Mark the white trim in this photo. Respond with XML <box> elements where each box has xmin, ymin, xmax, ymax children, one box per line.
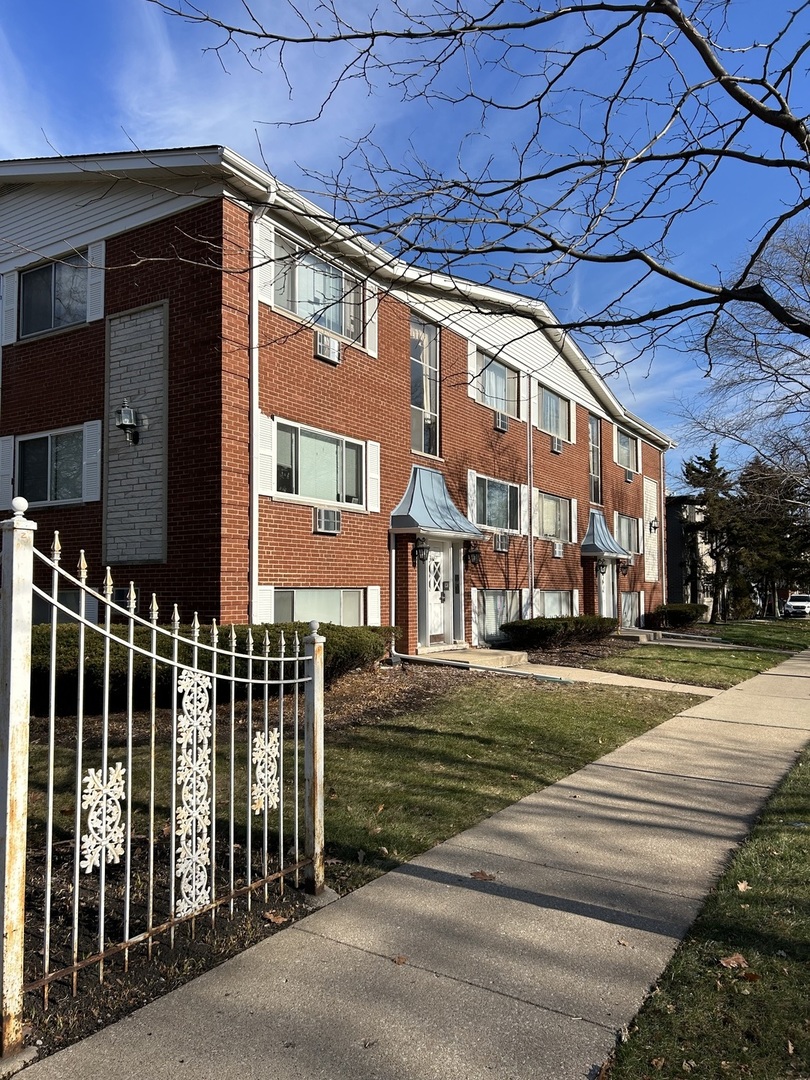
<box><xmin>0</xmin><ymin>436</ymin><xmax>13</xmax><ymax>509</ymax></box>
<box><xmin>1</xmin><ymin>271</ymin><xmax>17</xmax><ymax>346</ymax></box>
<box><xmin>82</xmin><ymin>420</ymin><xmax>102</xmax><ymax>502</ymax></box>
<box><xmin>467</xmin><ymin>468</ymin><xmax>477</xmax><ymax>523</ymax></box>
<box><xmin>469</xmin><ymin>587</ymin><xmax>479</xmax><ymax>647</ymax></box>
<box><xmin>572</xmin><ymin>588</ymin><xmax>580</xmax><ymax>616</ymax></box>
<box><xmin>258</xmin><ymin>411</ymin><xmax>274</xmax><ymax>496</ymax></box>
<box><xmin>86</xmin><ymin>240</ymin><xmax>105</xmax><ymax>322</ymax></box>
<box><xmin>366</xmin><ymin>585</ymin><xmax>381</xmax><ymax>626</ymax></box>
<box><xmin>520</xmin><ymin>484</ymin><xmax>530</xmax><ymax>536</ymax></box>
<box><xmin>255</xmin><ymin>585</ymin><xmax>275</xmax><ymax>622</ymax></box>
<box><xmin>570</xmin><ymin>498</ymin><xmax>578</xmax><ymax>543</ymax></box>
<box><xmin>366</xmin><ymin>440</ymin><xmax>381</xmax><ymax>513</ymax></box>
<box><xmin>467</xmin><ymin>340</ymin><xmax>478</xmax><ymax>400</ymax></box>
<box><xmin>254</xmin><ymin>217</ymin><xmax>275</xmax><ymax>302</ymax></box>
<box><xmin>364</xmin><ymin>282</ymin><xmax>379</xmax><ymax>357</ymax></box>
<box><xmin>521</xmin><ymin>588</ymin><xmax>531</xmax><ymax>618</ymax></box>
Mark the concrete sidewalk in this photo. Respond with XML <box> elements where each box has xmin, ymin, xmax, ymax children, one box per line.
<box><xmin>20</xmin><ymin>653</ymin><xmax>810</xmax><ymax>1080</ymax></box>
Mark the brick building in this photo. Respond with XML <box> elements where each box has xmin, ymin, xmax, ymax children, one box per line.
<box><xmin>0</xmin><ymin>147</ymin><xmax>671</xmax><ymax>652</ymax></box>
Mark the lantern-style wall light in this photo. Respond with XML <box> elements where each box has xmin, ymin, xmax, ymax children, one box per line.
<box><xmin>649</xmin><ymin>516</ymin><xmax>660</xmax><ymax>533</ymax></box>
<box><xmin>619</xmin><ymin>560</ymin><xmax>631</xmax><ymax>577</ymax></box>
<box><xmin>596</xmin><ymin>559</ymin><xmax>608</xmax><ymax>576</ymax></box>
<box><xmin>115</xmin><ymin>399</ymin><xmax>140</xmax><ymax>445</ymax></box>
<box><xmin>411</xmin><ymin>536</ymin><xmax>430</xmax><ymax>567</ymax></box>
<box><xmin>463</xmin><ymin>540</ymin><xmax>481</xmax><ymax>568</ymax></box>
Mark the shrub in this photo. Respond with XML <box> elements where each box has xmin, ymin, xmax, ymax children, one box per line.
<box><xmin>500</xmin><ymin>615</ymin><xmax>618</xmax><ymax>650</ymax></box>
<box><xmin>646</xmin><ymin>603</ymin><xmax>708</xmax><ymax>629</ymax></box>
<box><xmin>30</xmin><ymin>621</ymin><xmax>391</xmax><ymax>716</ymax></box>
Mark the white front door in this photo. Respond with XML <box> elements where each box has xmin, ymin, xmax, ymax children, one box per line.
<box><xmin>598</xmin><ymin>562</ymin><xmax>618</xmax><ymax>619</ymax></box>
<box><xmin>426</xmin><ymin>543</ymin><xmax>452</xmax><ymax>645</ymax></box>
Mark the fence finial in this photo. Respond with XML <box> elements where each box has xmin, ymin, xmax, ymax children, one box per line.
<box><xmin>10</xmin><ymin>497</ymin><xmax>28</xmax><ymax>518</ymax></box>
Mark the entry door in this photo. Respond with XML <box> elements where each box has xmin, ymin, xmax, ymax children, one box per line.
<box><xmin>426</xmin><ymin>543</ymin><xmax>452</xmax><ymax>645</ymax></box>
<box><xmin>598</xmin><ymin>562</ymin><xmax>618</xmax><ymax>619</ymax></box>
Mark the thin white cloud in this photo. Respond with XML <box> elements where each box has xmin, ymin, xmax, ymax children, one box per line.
<box><xmin>0</xmin><ymin>26</ymin><xmax>57</xmax><ymax>158</ymax></box>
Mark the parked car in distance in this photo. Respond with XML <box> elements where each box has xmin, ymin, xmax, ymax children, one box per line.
<box><xmin>783</xmin><ymin>594</ymin><xmax>810</xmax><ymax>618</ymax></box>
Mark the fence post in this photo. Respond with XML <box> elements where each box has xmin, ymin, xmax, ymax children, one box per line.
<box><xmin>0</xmin><ymin>498</ymin><xmax>36</xmax><ymax>1057</ymax></box>
<box><xmin>303</xmin><ymin>621</ymin><xmax>325</xmax><ymax>895</ymax></box>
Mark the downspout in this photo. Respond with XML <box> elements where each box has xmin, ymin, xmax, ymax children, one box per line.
<box><xmin>526</xmin><ymin>372</ymin><xmax>535</xmax><ymax>615</ymax></box>
<box><xmin>248</xmin><ymin>189</ymin><xmax>276</xmax><ymax>624</ymax></box>
<box><xmin>659</xmin><ymin>446</ymin><xmax>667</xmax><ymax>606</ymax></box>
<box><xmin>389</xmin><ymin>533</ymin><xmax>399</xmax><ymax>664</ymax></box>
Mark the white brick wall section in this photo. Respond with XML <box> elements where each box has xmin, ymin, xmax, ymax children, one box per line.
<box><xmin>105</xmin><ymin>306</ymin><xmax>167</xmax><ymax>563</ymax></box>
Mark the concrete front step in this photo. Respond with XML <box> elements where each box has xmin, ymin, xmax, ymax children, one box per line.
<box><xmin>415</xmin><ymin>648</ymin><xmax>529</xmax><ymax>669</ymax></box>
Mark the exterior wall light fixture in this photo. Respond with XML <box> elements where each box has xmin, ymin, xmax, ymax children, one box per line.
<box><xmin>412</xmin><ymin>536</ymin><xmax>430</xmax><ymax>567</ymax></box>
<box><xmin>649</xmin><ymin>516</ymin><xmax>659</xmax><ymax>533</ymax></box>
<box><xmin>463</xmin><ymin>540</ymin><xmax>481</xmax><ymax>568</ymax></box>
<box><xmin>596</xmin><ymin>559</ymin><xmax>608</xmax><ymax>576</ymax></box>
<box><xmin>619</xmin><ymin>560</ymin><xmax>631</xmax><ymax>577</ymax></box>
<box><xmin>115</xmin><ymin>399</ymin><xmax>140</xmax><ymax>445</ymax></box>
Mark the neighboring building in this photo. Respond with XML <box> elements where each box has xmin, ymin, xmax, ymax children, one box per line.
<box><xmin>0</xmin><ymin>147</ymin><xmax>671</xmax><ymax>652</ymax></box>
<box><xmin>665</xmin><ymin>494</ymin><xmax>714</xmax><ymax>619</ymax></box>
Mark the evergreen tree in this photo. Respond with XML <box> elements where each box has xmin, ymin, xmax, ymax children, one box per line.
<box><xmin>682</xmin><ymin>446</ymin><xmax>735</xmax><ymax>624</ymax></box>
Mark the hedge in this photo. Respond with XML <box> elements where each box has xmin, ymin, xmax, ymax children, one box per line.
<box><xmin>30</xmin><ymin>621</ymin><xmax>392</xmax><ymax>716</ymax></box>
<box><xmin>645</xmin><ymin>603</ymin><xmax>708</xmax><ymax>629</ymax></box>
<box><xmin>500</xmin><ymin>615</ymin><xmax>618</xmax><ymax>650</ymax></box>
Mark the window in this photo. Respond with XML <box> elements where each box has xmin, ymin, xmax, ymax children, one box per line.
<box><xmin>273</xmin><ymin>233</ymin><xmax>365</xmax><ymax>341</ymax></box>
<box><xmin>589</xmin><ymin>415</ymin><xmax>602</xmax><ymax>504</ymax></box>
<box><xmin>478</xmin><ymin>589</ymin><xmax>522</xmax><ymax>643</ymax></box>
<box><xmin>616</xmin><ymin>428</ymin><xmax>638</xmax><ymax>471</ymax></box>
<box><xmin>535</xmin><ymin>590</ymin><xmax>573</xmax><ymax>618</ymax></box>
<box><xmin>411</xmin><ymin>316</ymin><xmax>439</xmax><ymax>455</ymax></box>
<box><xmin>20</xmin><ymin>253</ymin><xmax>88</xmax><ymax>337</ymax></box>
<box><xmin>276</xmin><ymin>422</ymin><xmax>364</xmax><ymax>506</ymax></box>
<box><xmin>476</xmin><ymin>476</ymin><xmax>520</xmax><ymax>532</ymax></box>
<box><xmin>274</xmin><ymin>588</ymin><xmax>363</xmax><ymax>626</ymax></box>
<box><xmin>18</xmin><ymin>429</ymin><xmax>84</xmax><ymax>504</ymax></box>
<box><xmin>536</xmin><ymin>491</ymin><xmax>571</xmax><ymax>542</ymax></box>
<box><xmin>538</xmin><ymin>386</ymin><xmax>569</xmax><ymax>440</ymax></box>
<box><xmin>617</xmin><ymin>513</ymin><xmax>640</xmax><ymax>553</ymax></box>
<box><xmin>474</xmin><ymin>352</ymin><xmax>519</xmax><ymax>417</ymax></box>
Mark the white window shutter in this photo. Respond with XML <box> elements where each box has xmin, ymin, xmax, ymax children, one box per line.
<box><xmin>520</xmin><ymin>372</ymin><xmax>531</xmax><ymax>423</ymax></box>
<box><xmin>84</xmin><ymin>594</ymin><xmax>100</xmax><ymax>624</ymax></box>
<box><xmin>572</xmin><ymin>588</ymin><xmax>580</xmax><ymax>616</ymax></box>
<box><xmin>467</xmin><ymin>341</ymin><xmax>478</xmax><ymax>400</ymax></box>
<box><xmin>0</xmin><ymin>435</ymin><xmax>13</xmax><ymax>509</ymax></box>
<box><xmin>530</xmin><ymin>378</ymin><xmax>539</xmax><ymax>428</ymax></box>
<box><xmin>639</xmin><ymin>590</ymin><xmax>645</xmax><ymax>623</ymax></box>
<box><xmin>533</xmin><ymin>589</ymin><xmax>543</xmax><ymax>618</ymax></box>
<box><xmin>637</xmin><ymin>516</ymin><xmax>644</xmax><ymax>554</ymax></box>
<box><xmin>532</xmin><ymin>488</ymin><xmax>540</xmax><ymax>536</ymax></box>
<box><xmin>520</xmin><ymin>484</ymin><xmax>530</xmax><ymax>535</ymax></box>
<box><xmin>570</xmin><ymin>498</ymin><xmax>578</xmax><ymax>543</ymax></box>
<box><xmin>255</xmin><ymin>585</ymin><xmax>274</xmax><ymax>623</ymax></box>
<box><xmin>467</xmin><ymin>469</ymin><xmax>477</xmax><ymax>522</ymax></box>
<box><xmin>521</xmin><ymin>588</ymin><xmax>531</xmax><ymax>619</ymax></box>
<box><xmin>82</xmin><ymin>420</ymin><xmax>102</xmax><ymax>502</ymax></box>
<box><xmin>469</xmin><ymin>587</ymin><xmax>479</xmax><ymax>646</ymax></box>
<box><xmin>364</xmin><ymin>282</ymin><xmax>379</xmax><ymax>357</ymax></box>
<box><xmin>2</xmin><ymin>271</ymin><xmax>18</xmax><ymax>346</ymax></box>
<box><xmin>254</xmin><ymin>218</ymin><xmax>275</xmax><ymax>303</ymax></box>
<box><xmin>366</xmin><ymin>585</ymin><xmax>381</xmax><ymax>626</ymax></box>
<box><xmin>612</xmin><ymin>424</ymin><xmax>619</xmax><ymax>465</ymax></box>
<box><xmin>366</xmin><ymin>440</ymin><xmax>381</xmax><ymax>512</ymax></box>
<box><xmin>568</xmin><ymin>399</ymin><xmax>576</xmax><ymax>444</ymax></box>
<box><xmin>258</xmin><ymin>412</ymin><xmax>274</xmax><ymax>496</ymax></box>
<box><xmin>86</xmin><ymin>241</ymin><xmax>105</xmax><ymax>323</ymax></box>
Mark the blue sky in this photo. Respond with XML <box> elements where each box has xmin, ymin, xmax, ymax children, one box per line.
<box><xmin>0</xmin><ymin>1</ymin><xmax>785</xmax><ymax>487</ymax></box>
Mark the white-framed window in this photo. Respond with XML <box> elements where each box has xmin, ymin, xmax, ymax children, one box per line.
<box><xmin>617</xmin><ymin>513</ymin><xmax>640</xmax><ymax>553</ymax></box>
<box><xmin>589</xmin><ymin>415</ymin><xmax>602</xmax><ymax>504</ymax></box>
<box><xmin>411</xmin><ymin>315</ymin><xmax>440</xmax><ymax>456</ymax></box>
<box><xmin>475</xmin><ymin>475</ymin><xmax>520</xmax><ymax>532</ymax></box>
<box><xmin>472</xmin><ymin>351</ymin><xmax>520</xmax><ymax>418</ymax></box>
<box><xmin>538</xmin><ymin>386</ymin><xmax>570</xmax><ymax>440</ymax></box>
<box><xmin>276</xmin><ymin>421</ymin><xmax>364</xmax><ymax>507</ymax></box>
<box><xmin>616</xmin><ymin>427</ymin><xmax>639</xmax><ymax>472</ymax></box>
<box><xmin>2</xmin><ymin>241</ymin><xmax>105</xmax><ymax>347</ymax></box>
<box><xmin>5</xmin><ymin>421</ymin><xmax>102</xmax><ymax>507</ymax></box>
<box><xmin>478</xmin><ymin>589</ymin><xmax>522</xmax><ymax>643</ymax></box>
<box><xmin>535</xmin><ymin>491</ymin><xmax>572</xmax><ymax>542</ymax></box>
<box><xmin>535</xmin><ymin>590</ymin><xmax>574</xmax><ymax>618</ymax></box>
<box><xmin>274</xmin><ymin>588</ymin><xmax>364</xmax><ymax>626</ymax></box>
<box><xmin>273</xmin><ymin>232</ymin><xmax>365</xmax><ymax>342</ymax></box>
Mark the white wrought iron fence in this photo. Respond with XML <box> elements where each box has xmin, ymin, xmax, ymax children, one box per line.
<box><xmin>0</xmin><ymin>498</ymin><xmax>325</xmax><ymax>1059</ymax></box>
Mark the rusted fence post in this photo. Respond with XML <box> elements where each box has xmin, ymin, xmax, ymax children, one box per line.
<box><xmin>303</xmin><ymin>621</ymin><xmax>325</xmax><ymax>895</ymax></box>
<box><xmin>0</xmin><ymin>498</ymin><xmax>36</xmax><ymax>1057</ymax></box>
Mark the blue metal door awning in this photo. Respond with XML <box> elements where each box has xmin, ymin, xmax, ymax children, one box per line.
<box><xmin>390</xmin><ymin>466</ymin><xmax>482</xmax><ymax>539</ymax></box>
<box><xmin>580</xmin><ymin>509</ymin><xmax>631</xmax><ymax>559</ymax></box>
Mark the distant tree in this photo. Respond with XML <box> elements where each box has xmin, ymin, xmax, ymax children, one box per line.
<box><xmin>682</xmin><ymin>446</ymin><xmax>735</xmax><ymax>623</ymax></box>
<box><xmin>152</xmin><ymin>1</ymin><xmax>810</xmax><ymax>369</ymax></box>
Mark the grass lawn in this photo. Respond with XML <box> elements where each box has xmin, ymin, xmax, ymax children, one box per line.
<box><xmin>607</xmin><ymin>745</ymin><xmax>810</xmax><ymax>1079</ymax></box>
<box><xmin>585</xmin><ymin>645</ymin><xmax>787</xmax><ymax>689</ymax></box>
<box><xmin>706</xmin><ymin>619</ymin><xmax>810</xmax><ymax>652</ymax></box>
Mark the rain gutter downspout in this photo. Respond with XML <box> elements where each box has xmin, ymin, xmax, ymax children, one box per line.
<box><xmin>526</xmin><ymin>371</ymin><xmax>535</xmax><ymax>616</ymax></box>
<box><xmin>248</xmin><ymin>185</ymin><xmax>277</xmax><ymax>623</ymax></box>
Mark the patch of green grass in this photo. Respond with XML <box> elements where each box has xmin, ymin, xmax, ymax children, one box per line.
<box><xmin>587</xmin><ymin>646</ymin><xmax>787</xmax><ymax>689</ymax></box>
<box><xmin>708</xmin><ymin>620</ymin><xmax>810</xmax><ymax>652</ymax></box>
<box><xmin>608</xmin><ymin>747</ymin><xmax>810</xmax><ymax>1080</ymax></box>
<box><xmin>320</xmin><ymin>678</ymin><xmax>705</xmax><ymax>887</ymax></box>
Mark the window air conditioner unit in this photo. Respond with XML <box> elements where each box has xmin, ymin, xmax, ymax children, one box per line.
<box><xmin>552</xmin><ymin>541</ymin><xmax>564</xmax><ymax>558</ymax></box>
<box><xmin>624</xmin><ymin>469</ymin><xmax>634</xmax><ymax>483</ymax></box>
<box><xmin>313</xmin><ymin>508</ymin><xmax>342</xmax><ymax>535</ymax></box>
<box><xmin>314</xmin><ymin>330</ymin><xmax>341</xmax><ymax>365</ymax></box>
<box><xmin>493</xmin><ymin>531</ymin><xmax>510</xmax><ymax>553</ymax></box>
<box><xmin>494</xmin><ymin>411</ymin><xmax>509</xmax><ymax>433</ymax></box>
<box><xmin>550</xmin><ymin>435</ymin><xmax>563</xmax><ymax>454</ymax></box>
